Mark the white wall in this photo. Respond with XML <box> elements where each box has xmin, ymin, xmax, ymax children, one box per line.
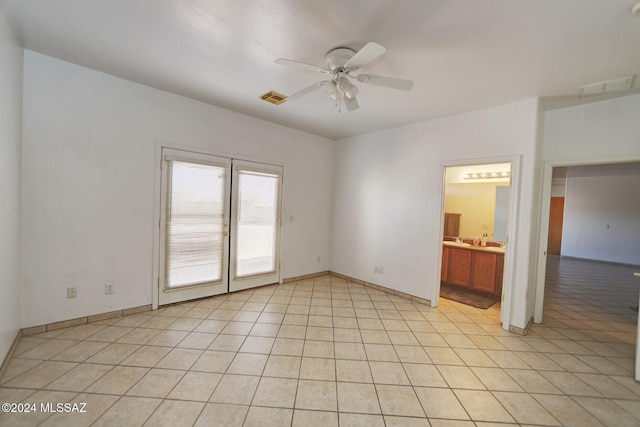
<box><xmin>21</xmin><ymin>51</ymin><xmax>334</xmax><ymax>328</ymax></box>
<box><xmin>550</xmin><ymin>179</ymin><xmax>566</xmax><ymax>197</ymax></box>
<box><xmin>543</xmin><ymin>95</ymin><xmax>640</xmax><ymax>163</ymax></box>
<box><xmin>0</xmin><ymin>9</ymin><xmax>23</xmax><ymax>360</ymax></box>
<box><xmin>542</xmin><ymin>95</ymin><xmax>640</xmax><ymax>264</ymax></box>
<box><xmin>562</xmin><ymin>174</ymin><xmax>640</xmax><ymax>265</ymax></box>
<box><xmin>331</xmin><ymin>99</ymin><xmax>540</xmax><ymax>330</ymax></box>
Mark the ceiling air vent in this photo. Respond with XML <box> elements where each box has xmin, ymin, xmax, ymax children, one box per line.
<box><xmin>578</xmin><ymin>75</ymin><xmax>635</xmax><ymax>98</ymax></box>
<box><xmin>260</xmin><ymin>90</ymin><xmax>287</xmax><ymax>105</ymax></box>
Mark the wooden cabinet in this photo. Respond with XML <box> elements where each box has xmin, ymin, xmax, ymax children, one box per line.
<box><xmin>441</xmin><ymin>246</ymin><xmax>449</xmax><ymax>282</ymax></box>
<box><xmin>471</xmin><ymin>252</ymin><xmax>498</xmax><ymax>293</ymax></box>
<box><xmin>448</xmin><ymin>248</ymin><xmax>472</xmax><ymax>286</ymax></box>
<box><xmin>441</xmin><ymin>245</ymin><xmax>504</xmax><ymax>297</ymax></box>
<box><xmin>495</xmin><ymin>254</ymin><xmax>504</xmax><ymax>295</ymax></box>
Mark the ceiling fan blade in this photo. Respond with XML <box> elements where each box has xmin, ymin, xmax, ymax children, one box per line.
<box><xmin>344</xmin><ymin>95</ymin><xmax>359</xmax><ymax>111</ymax></box>
<box><xmin>287</xmin><ymin>81</ymin><xmax>327</xmax><ymax>101</ymax></box>
<box><xmin>274</xmin><ymin>58</ymin><xmax>330</xmax><ymax>73</ymax></box>
<box><xmin>344</xmin><ymin>42</ymin><xmax>386</xmax><ymax>72</ymax></box>
<box><xmin>356</xmin><ymin>74</ymin><xmax>414</xmax><ymax>91</ymax></box>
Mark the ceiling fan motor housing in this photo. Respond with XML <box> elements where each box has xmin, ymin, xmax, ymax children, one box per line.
<box><xmin>325</xmin><ymin>47</ymin><xmax>356</xmax><ymax>72</ymax></box>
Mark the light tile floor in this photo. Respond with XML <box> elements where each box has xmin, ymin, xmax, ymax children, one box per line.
<box><xmin>1</xmin><ymin>255</ymin><xmax>640</xmax><ymax>426</ymax></box>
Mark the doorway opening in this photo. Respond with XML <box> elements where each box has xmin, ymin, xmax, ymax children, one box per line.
<box><xmin>438</xmin><ymin>160</ymin><xmax>515</xmax><ymax>329</ymax></box>
<box><xmin>535</xmin><ymin>160</ymin><xmax>640</xmax><ymax>378</ymax></box>
<box><xmin>535</xmin><ymin>161</ymin><xmax>640</xmax><ymax>323</ymax></box>
<box><xmin>156</xmin><ymin>148</ymin><xmax>283</xmax><ymax>307</ymax></box>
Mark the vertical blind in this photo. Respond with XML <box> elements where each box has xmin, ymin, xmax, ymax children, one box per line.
<box><xmin>165</xmin><ymin>160</ymin><xmax>226</xmax><ymax>288</ymax></box>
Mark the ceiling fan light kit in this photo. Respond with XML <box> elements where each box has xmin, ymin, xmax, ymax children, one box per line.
<box><xmin>265</xmin><ymin>42</ymin><xmax>414</xmax><ymax>112</ymax></box>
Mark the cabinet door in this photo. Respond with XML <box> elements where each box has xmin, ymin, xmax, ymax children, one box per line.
<box><xmin>495</xmin><ymin>254</ymin><xmax>504</xmax><ymax>296</ymax></box>
<box><xmin>471</xmin><ymin>252</ymin><xmax>497</xmax><ymax>293</ymax></box>
<box><xmin>448</xmin><ymin>248</ymin><xmax>472</xmax><ymax>287</ymax></box>
<box><xmin>441</xmin><ymin>246</ymin><xmax>450</xmax><ymax>282</ymax></box>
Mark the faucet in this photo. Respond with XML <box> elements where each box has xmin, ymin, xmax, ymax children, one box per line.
<box><xmin>455</xmin><ymin>236</ymin><xmax>462</xmax><ymax>243</ymax></box>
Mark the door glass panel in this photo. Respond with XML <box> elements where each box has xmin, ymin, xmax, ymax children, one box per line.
<box><xmin>235</xmin><ymin>170</ymin><xmax>279</xmax><ymax>277</ymax></box>
<box><xmin>166</xmin><ymin>160</ymin><xmax>226</xmax><ymax>288</ymax></box>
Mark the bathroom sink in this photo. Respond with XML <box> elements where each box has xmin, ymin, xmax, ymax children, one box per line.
<box><xmin>443</xmin><ymin>241</ymin><xmax>471</xmax><ymax>247</ymax></box>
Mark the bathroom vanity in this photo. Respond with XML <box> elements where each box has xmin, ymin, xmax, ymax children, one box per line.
<box><xmin>441</xmin><ymin>241</ymin><xmax>504</xmax><ymax>297</ymax></box>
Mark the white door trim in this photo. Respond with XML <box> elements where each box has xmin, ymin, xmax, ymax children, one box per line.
<box><xmin>534</xmin><ymin>155</ymin><xmax>640</xmax><ymax>323</ymax></box>
<box><xmin>229</xmin><ymin>160</ymin><xmax>283</xmax><ymax>292</ymax></box>
<box><xmin>152</xmin><ymin>142</ymin><xmax>285</xmax><ymax>308</ymax></box>
<box><xmin>158</xmin><ymin>148</ymin><xmax>231</xmax><ymax>306</ymax></box>
<box><xmin>435</xmin><ymin>155</ymin><xmax>521</xmax><ymax>332</ymax></box>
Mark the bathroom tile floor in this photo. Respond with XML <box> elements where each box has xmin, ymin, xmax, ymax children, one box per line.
<box><xmin>1</xmin><ymin>255</ymin><xmax>640</xmax><ymax>426</ymax></box>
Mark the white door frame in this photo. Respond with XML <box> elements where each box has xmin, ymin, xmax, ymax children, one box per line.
<box><xmin>229</xmin><ymin>160</ymin><xmax>283</xmax><ymax>292</ymax></box>
<box><xmin>158</xmin><ymin>149</ymin><xmax>232</xmax><ymax>306</ymax></box>
<box><xmin>534</xmin><ymin>155</ymin><xmax>640</xmax><ymax>323</ymax></box>
<box><xmin>434</xmin><ymin>155</ymin><xmax>522</xmax><ymax>331</ymax></box>
<box><xmin>534</xmin><ymin>155</ymin><xmax>640</xmax><ymax>381</ymax></box>
<box><xmin>152</xmin><ymin>142</ymin><xmax>285</xmax><ymax>309</ymax></box>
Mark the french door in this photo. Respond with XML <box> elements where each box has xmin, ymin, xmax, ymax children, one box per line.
<box><xmin>158</xmin><ymin>148</ymin><xmax>282</xmax><ymax>306</ymax></box>
<box><xmin>229</xmin><ymin>160</ymin><xmax>282</xmax><ymax>292</ymax></box>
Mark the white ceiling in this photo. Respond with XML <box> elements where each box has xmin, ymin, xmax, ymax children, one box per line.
<box><xmin>2</xmin><ymin>0</ymin><xmax>640</xmax><ymax>140</ymax></box>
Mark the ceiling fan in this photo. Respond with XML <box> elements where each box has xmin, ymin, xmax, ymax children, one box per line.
<box><xmin>266</xmin><ymin>42</ymin><xmax>414</xmax><ymax>112</ymax></box>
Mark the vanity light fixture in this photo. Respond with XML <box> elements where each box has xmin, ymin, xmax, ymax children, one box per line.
<box><xmin>462</xmin><ymin>171</ymin><xmax>510</xmax><ymax>180</ymax></box>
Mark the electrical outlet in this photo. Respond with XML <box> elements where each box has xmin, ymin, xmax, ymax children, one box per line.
<box><xmin>105</xmin><ymin>283</ymin><xmax>114</xmax><ymax>294</ymax></box>
<box><xmin>374</xmin><ymin>266</ymin><xmax>384</xmax><ymax>274</ymax></box>
<box><xmin>67</xmin><ymin>287</ymin><xmax>77</xmax><ymax>299</ymax></box>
